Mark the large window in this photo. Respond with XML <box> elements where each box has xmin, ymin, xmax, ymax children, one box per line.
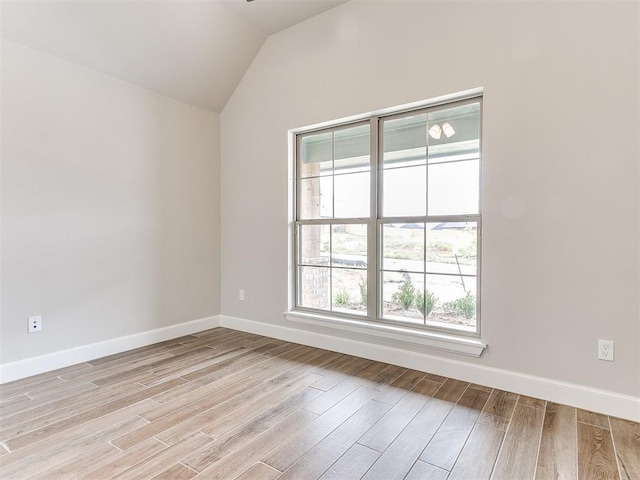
<box><xmin>294</xmin><ymin>94</ymin><xmax>482</xmax><ymax>337</ymax></box>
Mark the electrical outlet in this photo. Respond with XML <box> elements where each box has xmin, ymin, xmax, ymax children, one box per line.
<box><xmin>28</xmin><ymin>316</ymin><xmax>42</xmax><ymax>333</ymax></box>
<box><xmin>598</xmin><ymin>339</ymin><xmax>614</xmax><ymax>362</ymax></box>
<box><xmin>239</xmin><ymin>289</ymin><xmax>245</xmax><ymax>301</ymax></box>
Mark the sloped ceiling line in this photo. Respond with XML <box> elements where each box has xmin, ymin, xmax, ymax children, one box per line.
<box><xmin>1</xmin><ymin>0</ymin><xmax>348</xmax><ymax>112</ymax></box>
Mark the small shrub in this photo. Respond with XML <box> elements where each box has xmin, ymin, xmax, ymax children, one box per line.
<box><xmin>416</xmin><ymin>290</ymin><xmax>438</xmax><ymax>317</ymax></box>
<box><xmin>444</xmin><ymin>292</ymin><xmax>476</xmax><ymax>319</ymax></box>
<box><xmin>334</xmin><ymin>288</ymin><xmax>350</xmax><ymax>307</ymax></box>
<box><xmin>392</xmin><ymin>278</ymin><xmax>415</xmax><ymax>310</ymax></box>
<box><xmin>358</xmin><ymin>279</ymin><xmax>367</xmax><ymax>305</ymax></box>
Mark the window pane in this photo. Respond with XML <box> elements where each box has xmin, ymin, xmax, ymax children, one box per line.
<box><xmin>381</xmin><ymin>271</ymin><xmax>424</xmax><ymax>324</ymax></box>
<box><xmin>298</xmin><ymin>266</ymin><xmax>330</xmax><ymax>310</ymax></box>
<box><xmin>428</xmin><ymin>160</ymin><xmax>479</xmax><ymax>215</ymax></box>
<box><xmin>424</xmin><ymin>274</ymin><xmax>476</xmax><ymax>331</ymax></box>
<box><xmin>382</xmin><ymin>166</ymin><xmax>426</xmax><ymax>217</ymax></box>
<box><xmin>299</xmin><ymin>176</ymin><xmax>332</xmax><ymax>219</ymax></box>
<box><xmin>382</xmin><ymin>223</ymin><xmax>424</xmax><ymax>272</ymax></box>
<box><xmin>428</xmin><ymin>102</ymin><xmax>480</xmax><ymax>164</ymax></box>
<box><xmin>332</xmin><ymin>268</ymin><xmax>367</xmax><ymax>315</ymax></box>
<box><xmin>331</xmin><ymin>224</ymin><xmax>367</xmax><ymax>269</ymax></box>
<box><xmin>383</xmin><ymin>114</ymin><xmax>427</xmax><ymax>167</ymax></box>
<box><xmin>299</xmin><ymin>224</ymin><xmax>330</xmax><ymax>265</ymax></box>
<box><xmin>300</xmin><ymin>132</ymin><xmax>332</xmax><ymax>178</ymax></box>
<box><xmin>335</xmin><ymin>124</ymin><xmax>370</xmax><ymax>173</ymax></box>
<box><xmin>335</xmin><ymin>172</ymin><xmax>369</xmax><ymax>218</ymax></box>
<box><xmin>426</xmin><ymin>222</ymin><xmax>477</xmax><ymax>275</ymax></box>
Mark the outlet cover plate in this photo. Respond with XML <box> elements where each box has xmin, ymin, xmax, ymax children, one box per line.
<box><xmin>598</xmin><ymin>339</ymin><xmax>614</xmax><ymax>362</ymax></box>
<box><xmin>28</xmin><ymin>316</ymin><xmax>42</xmax><ymax>333</ymax></box>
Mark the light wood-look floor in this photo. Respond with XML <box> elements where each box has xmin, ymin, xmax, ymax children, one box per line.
<box><xmin>0</xmin><ymin>328</ymin><xmax>638</xmax><ymax>480</ymax></box>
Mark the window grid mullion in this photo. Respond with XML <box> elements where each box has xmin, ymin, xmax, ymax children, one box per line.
<box><xmin>329</xmin><ymin>223</ymin><xmax>333</xmax><ymax>312</ymax></box>
<box><xmin>330</xmin><ymin>132</ymin><xmax>335</xmax><ymax>311</ymax></box>
<box><xmin>368</xmin><ymin>116</ymin><xmax>378</xmax><ymax>317</ymax></box>
<box><xmin>425</xmin><ymin>110</ymin><xmax>430</xmax><ymax>218</ymax></box>
<box><xmin>376</xmin><ymin>117</ymin><xmax>385</xmax><ymax>320</ymax></box>
<box><xmin>423</xmin><ymin>220</ymin><xmax>427</xmax><ymax>326</ymax></box>
<box><xmin>423</xmin><ymin>109</ymin><xmax>429</xmax><ymax>317</ymax></box>
<box><xmin>331</xmin><ymin>131</ymin><xmax>335</xmax><ymax>220</ymax></box>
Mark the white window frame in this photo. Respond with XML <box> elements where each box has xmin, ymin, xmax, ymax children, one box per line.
<box><xmin>286</xmin><ymin>89</ymin><xmax>486</xmax><ymax>357</ymax></box>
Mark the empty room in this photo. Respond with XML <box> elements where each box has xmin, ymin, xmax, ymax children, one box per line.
<box><xmin>1</xmin><ymin>0</ymin><xmax>639</xmax><ymax>479</ymax></box>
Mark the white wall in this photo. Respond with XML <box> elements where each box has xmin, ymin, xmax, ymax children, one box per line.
<box><xmin>1</xmin><ymin>40</ymin><xmax>220</xmax><ymax>365</ymax></box>
<box><xmin>221</xmin><ymin>1</ymin><xmax>639</xmax><ymax>399</ymax></box>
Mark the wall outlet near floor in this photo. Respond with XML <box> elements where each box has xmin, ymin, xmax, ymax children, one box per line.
<box><xmin>239</xmin><ymin>289</ymin><xmax>245</xmax><ymax>301</ymax></box>
<box><xmin>28</xmin><ymin>315</ymin><xmax>42</xmax><ymax>333</ymax></box>
<box><xmin>598</xmin><ymin>339</ymin><xmax>614</xmax><ymax>362</ymax></box>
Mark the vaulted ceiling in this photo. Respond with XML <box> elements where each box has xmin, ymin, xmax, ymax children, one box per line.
<box><xmin>1</xmin><ymin>0</ymin><xmax>348</xmax><ymax>112</ymax></box>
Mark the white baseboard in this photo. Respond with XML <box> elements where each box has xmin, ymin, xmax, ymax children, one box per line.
<box><xmin>220</xmin><ymin>314</ymin><xmax>640</xmax><ymax>423</ymax></box>
<box><xmin>0</xmin><ymin>315</ymin><xmax>220</xmax><ymax>384</ymax></box>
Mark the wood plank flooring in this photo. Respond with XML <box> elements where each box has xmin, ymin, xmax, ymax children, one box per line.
<box><xmin>0</xmin><ymin>328</ymin><xmax>637</xmax><ymax>479</ymax></box>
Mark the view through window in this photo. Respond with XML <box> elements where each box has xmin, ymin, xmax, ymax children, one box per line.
<box><xmin>295</xmin><ymin>95</ymin><xmax>481</xmax><ymax>335</ymax></box>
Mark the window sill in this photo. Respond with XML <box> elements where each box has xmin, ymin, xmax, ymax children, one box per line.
<box><xmin>284</xmin><ymin>311</ymin><xmax>486</xmax><ymax>357</ymax></box>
